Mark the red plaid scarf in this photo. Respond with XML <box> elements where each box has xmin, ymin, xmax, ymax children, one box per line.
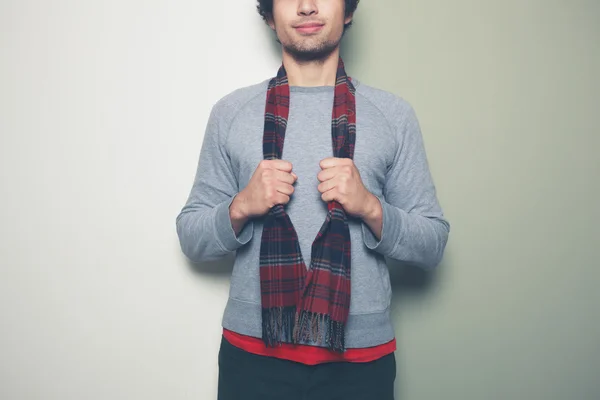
<box><xmin>260</xmin><ymin>57</ymin><xmax>356</xmax><ymax>352</ymax></box>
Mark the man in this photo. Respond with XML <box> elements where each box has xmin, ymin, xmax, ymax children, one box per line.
<box><xmin>176</xmin><ymin>1</ymin><xmax>450</xmax><ymax>399</ymax></box>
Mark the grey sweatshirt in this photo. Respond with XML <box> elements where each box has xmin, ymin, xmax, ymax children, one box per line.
<box><xmin>176</xmin><ymin>79</ymin><xmax>450</xmax><ymax>348</ymax></box>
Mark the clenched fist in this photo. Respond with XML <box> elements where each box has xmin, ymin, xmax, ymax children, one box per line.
<box><xmin>317</xmin><ymin>157</ymin><xmax>379</xmax><ymax>219</ymax></box>
<box><xmin>230</xmin><ymin>159</ymin><xmax>298</xmax><ymax>224</ymax></box>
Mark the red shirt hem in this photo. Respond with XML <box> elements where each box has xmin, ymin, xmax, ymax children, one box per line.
<box><xmin>222</xmin><ymin>328</ymin><xmax>396</xmax><ymax>365</ymax></box>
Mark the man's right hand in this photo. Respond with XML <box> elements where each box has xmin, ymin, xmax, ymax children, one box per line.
<box><xmin>229</xmin><ymin>160</ymin><xmax>297</xmax><ymax>234</ymax></box>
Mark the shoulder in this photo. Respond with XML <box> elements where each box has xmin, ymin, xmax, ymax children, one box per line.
<box><xmin>353</xmin><ymin>79</ymin><xmax>418</xmax><ymax>129</ymax></box>
<box><xmin>209</xmin><ymin>79</ymin><xmax>270</xmax><ymax>123</ymax></box>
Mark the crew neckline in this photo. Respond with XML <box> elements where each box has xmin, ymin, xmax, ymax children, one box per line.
<box><xmin>288</xmin><ymin>79</ymin><xmax>361</xmax><ymax>93</ymax></box>
<box><xmin>289</xmin><ymin>85</ymin><xmax>334</xmax><ymax>93</ymax></box>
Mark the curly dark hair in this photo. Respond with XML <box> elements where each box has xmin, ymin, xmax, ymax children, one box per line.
<box><xmin>256</xmin><ymin>0</ymin><xmax>360</xmax><ymax>32</ymax></box>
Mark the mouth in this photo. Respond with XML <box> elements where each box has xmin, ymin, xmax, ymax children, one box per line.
<box><xmin>294</xmin><ymin>22</ymin><xmax>325</xmax><ymax>34</ymax></box>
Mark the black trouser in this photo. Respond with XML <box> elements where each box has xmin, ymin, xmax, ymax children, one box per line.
<box><xmin>217</xmin><ymin>335</ymin><xmax>396</xmax><ymax>400</ymax></box>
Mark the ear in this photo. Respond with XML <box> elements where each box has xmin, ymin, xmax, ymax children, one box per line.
<box><xmin>266</xmin><ymin>13</ymin><xmax>275</xmax><ymax>30</ymax></box>
<box><xmin>344</xmin><ymin>12</ymin><xmax>354</xmax><ymax>26</ymax></box>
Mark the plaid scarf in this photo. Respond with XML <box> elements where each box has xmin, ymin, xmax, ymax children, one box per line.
<box><xmin>260</xmin><ymin>57</ymin><xmax>356</xmax><ymax>352</ymax></box>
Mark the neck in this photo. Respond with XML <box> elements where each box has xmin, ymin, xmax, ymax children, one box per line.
<box><xmin>282</xmin><ymin>47</ymin><xmax>340</xmax><ymax>87</ymax></box>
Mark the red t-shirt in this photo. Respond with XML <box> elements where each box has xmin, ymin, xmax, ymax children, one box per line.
<box><xmin>223</xmin><ymin>328</ymin><xmax>396</xmax><ymax>365</ymax></box>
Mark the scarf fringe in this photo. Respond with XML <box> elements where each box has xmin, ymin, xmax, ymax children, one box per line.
<box><xmin>263</xmin><ymin>308</ymin><xmax>345</xmax><ymax>353</ymax></box>
<box><xmin>261</xmin><ymin>306</ymin><xmax>296</xmax><ymax>347</ymax></box>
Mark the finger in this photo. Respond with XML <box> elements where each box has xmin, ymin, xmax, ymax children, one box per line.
<box><xmin>275</xmin><ymin>193</ymin><xmax>291</xmax><ymax>205</ymax></box>
<box><xmin>319</xmin><ymin>157</ymin><xmax>352</xmax><ymax>169</ymax></box>
<box><xmin>276</xmin><ymin>183</ymin><xmax>295</xmax><ymax>196</ymax></box>
<box><xmin>317</xmin><ymin>166</ymin><xmax>340</xmax><ymax>182</ymax></box>
<box><xmin>271</xmin><ymin>160</ymin><xmax>294</xmax><ymax>172</ymax></box>
<box><xmin>321</xmin><ymin>188</ymin><xmax>337</xmax><ymax>203</ymax></box>
<box><xmin>319</xmin><ymin>157</ymin><xmax>339</xmax><ymax>169</ymax></box>
<box><xmin>317</xmin><ymin>179</ymin><xmax>336</xmax><ymax>193</ymax></box>
<box><xmin>274</xmin><ymin>170</ymin><xmax>297</xmax><ymax>185</ymax></box>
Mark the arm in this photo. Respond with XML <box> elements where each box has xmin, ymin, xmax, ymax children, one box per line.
<box><xmin>361</xmin><ymin>103</ymin><xmax>450</xmax><ymax>270</ymax></box>
<box><xmin>175</xmin><ymin>104</ymin><xmax>253</xmax><ymax>263</ymax></box>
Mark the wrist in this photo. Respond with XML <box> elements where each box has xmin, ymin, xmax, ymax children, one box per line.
<box><xmin>362</xmin><ymin>193</ymin><xmax>382</xmax><ymax>221</ymax></box>
<box><xmin>230</xmin><ymin>192</ymin><xmax>249</xmax><ymax>221</ymax></box>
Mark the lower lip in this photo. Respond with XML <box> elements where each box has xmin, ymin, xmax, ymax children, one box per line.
<box><xmin>295</xmin><ymin>25</ymin><xmax>324</xmax><ymax>34</ymax></box>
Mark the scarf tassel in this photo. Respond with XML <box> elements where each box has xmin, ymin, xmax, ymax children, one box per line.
<box><xmin>262</xmin><ymin>307</ymin><xmax>346</xmax><ymax>353</ymax></box>
<box><xmin>261</xmin><ymin>306</ymin><xmax>296</xmax><ymax>347</ymax></box>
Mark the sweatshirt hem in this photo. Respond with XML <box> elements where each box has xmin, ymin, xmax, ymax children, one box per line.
<box><xmin>221</xmin><ymin>297</ymin><xmax>395</xmax><ymax>349</ymax></box>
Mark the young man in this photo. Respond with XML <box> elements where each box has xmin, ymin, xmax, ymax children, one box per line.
<box><xmin>176</xmin><ymin>1</ymin><xmax>450</xmax><ymax>399</ymax></box>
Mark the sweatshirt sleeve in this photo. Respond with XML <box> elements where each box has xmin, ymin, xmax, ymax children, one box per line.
<box><xmin>361</xmin><ymin>102</ymin><xmax>450</xmax><ymax>270</ymax></box>
<box><xmin>176</xmin><ymin>102</ymin><xmax>253</xmax><ymax>263</ymax></box>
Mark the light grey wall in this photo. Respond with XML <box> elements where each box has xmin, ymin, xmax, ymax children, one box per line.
<box><xmin>1</xmin><ymin>1</ymin><xmax>598</xmax><ymax>399</ymax></box>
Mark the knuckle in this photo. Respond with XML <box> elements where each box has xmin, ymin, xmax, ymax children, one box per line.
<box><xmin>265</xmin><ymin>188</ymin><xmax>274</xmax><ymax>200</ymax></box>
<box><xmin>260</xmin><ymin>160</ymin><xmax>274</xmax><ymax>171</ymax></box>
<box><xmin>261</xmin><ymin>169</ymin><xmax>272</xmax><ymax>180</ymax></box>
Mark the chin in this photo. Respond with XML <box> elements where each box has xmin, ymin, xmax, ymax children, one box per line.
<box><xmin>284</xmin><ymin>44</ymin><xmax>338</xmax><ymax>62</ymax></box>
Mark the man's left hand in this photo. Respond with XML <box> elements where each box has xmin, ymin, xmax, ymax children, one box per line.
<box><xmin>317</xmin><ymin>157</ymin><xmax>378</xmax><ymax>219</ymax></box>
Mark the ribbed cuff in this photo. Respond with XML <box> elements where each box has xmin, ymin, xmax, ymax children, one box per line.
<box><xmin>361</xmin><ymin>197</ymin><xmax>401</xmax><ymax>256</ymax></box>
<box><xmin>214</xmin><ymin>195</ymin><xmax>254</xmax><ymax>252</ymax></box>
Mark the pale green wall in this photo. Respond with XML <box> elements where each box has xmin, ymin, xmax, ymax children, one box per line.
<box><xmin>342</xmin><ymin>1</ymin><xmax>600</xmax><ymax>399</ymax></box>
